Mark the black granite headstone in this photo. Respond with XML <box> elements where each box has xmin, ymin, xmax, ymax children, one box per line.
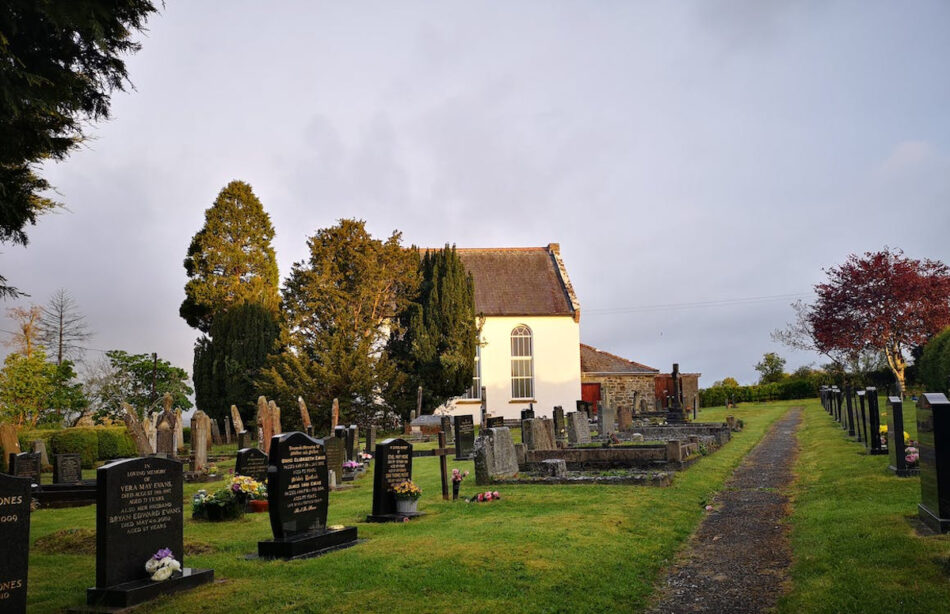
<box><xmin>9</xmin><ymin>452</ymin><xmax>40</xmax><ymax>485</ymax></box>
<box><xmin>520</xmin><ymin>408</ymin><xmax>535</xmax><ymax>421</ymax></box>
<box><xmin>486</xmin><ymin>416</ymin><xmax>504</xmax><ymax>429</ymax></box>
<box><xmin>368</xmin><ymin>438</ymin><xmax>420</xmax><ymax>522</ymax></box>
<box><xmin>866</xmin><ymin>388</ymin><xmax>886</xmax><ymax>455</ymax></box>
<box><xmin>844</xmin><ymin>386</ymin><xmax>856</xmax><ymax>436</ymax></box>
<box><xmin>888</xmin><ymin>396</ymin><xmax>917</xmax><ymax>477</ymax></box>
<box><xmin>346</xmin><ymin>425</ymin><xmax>358</xmax><ymax>461</ymax></box>
<box><xmin>366</xmin><ymin>426</ymin><xmax>376</xmax><ymax>455</ymax></box>
<box><xmin>917</xmin><ymin>393</ymin><xmax>950</xmax><ymax>533</ymax></box>
<box><xmin>53</xmin><ymin>453</ymin><xmax>83</xmax><ymax>484</ymax></box>
<box><xmin>334</xmin><ymin>425</ymin><xmax>347</xmax><ymax>442</ymax></box>
<box><xmin>235</xmin><ymin>448</ymin><xmax>268</xmax><ymax>483</ymax></box>
<box><xmin>258</xmin><ymin>432</ymin><xmax>358</xmax><ymax>559</ymax></box>
<box><xmin>324</xmin><ymin>436</ymin><xmax>345</xmax><ymax>483</ymax></box>
<box><xmin>87</xmin><ymin>456</ymin><xmax>212</xmax><ymax>607</ymax></box>
<box><xmin>0</xmin><ymin>473</ymin><xmax>31</xmax><ymax>613</ymax></box>
<box><xmin>453</xmin><ymin>415</ymin><xmax>475</xmax><ymax>461</ymax></box>
<box><xmin>856</xmin><ymin>391</ymin><xmax>868</xmax><ymax>447</ymax></box>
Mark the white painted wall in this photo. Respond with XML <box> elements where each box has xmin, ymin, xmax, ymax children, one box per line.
<box><xmin>444</xmin><ymin>315</ymin><xmax>581</xmax><ymax>423</ymax></box>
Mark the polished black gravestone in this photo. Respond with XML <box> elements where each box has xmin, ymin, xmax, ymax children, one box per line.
<box><xmin>866</xmin><ymin>388</ymin><xmax>886</xmax><ymax>455</ymax></box>
<box><xmin>520</xmin><ymin>408</ymin><xmax>535</xmax><ymax>421</ymax></box>
<box><xmin>856</xmin><ymin>391</ymin><xmax>869</xmax><ymax>447</ymax></box>
<box><xmin>235</xmin><ymin>447</ymin><xmax>268</xmax><ymax>483</ymax></box>
<box><xmin>917</xmin><ymin>393</ymin><xmax>950</xmax><ymax>533</ymax></box>
<box><xmin>367</xmin><ymin>438</ymin><xmax>423</xmax><ymax>522</ymax></box>
<box><xmin>53</xmin><ymin>453</ymin><xmax>83</xmax><ymax>484</ymax></box>
<box><xmin>453</xmin><ymin>415</ymin><xmax>475</xmax><ymax>461</ymax></box>
<box><xmin>888</xmin><ymin>396</ymin><xmax>918</xmax><ymax>477</ymax></box>
<box><xmin>258</xmin><ymin>432</ymin><xmax>358</xmax><ymax>560</ymax></box>
<box><xmin>346</xmin><ymin>425</ymin><xmax>358</xmax><ymax>461</ymax></box>
<box><xmin>9</xmin><ymin>452</ymin><xmax>40</xmax><ymax>485</ymax></box>
<box><xmin>0</xmin><ymin>473</ymin><xmax>32</xmax><ymax>613</ymax></box>
<box><xmin>485</xmin><ymin>416</ymin><xmax>505</xmax><ymax>429</ymax></box>
<box><xmin>844</xmin><ymin>387</ymin><xmax>856</xmax><ymax>436</ymax></box>
<box><xmin>85</xmin><ymin>456</ymin><xmax>213</xmax><ymax>608</ymax></box>
<box><xmin>334</xmin><ymin>425</ymin><xmax>347</xmax><ymax>445</ymax></box>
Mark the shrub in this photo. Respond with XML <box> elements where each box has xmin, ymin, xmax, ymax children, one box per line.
<box><xmin>49</xmin><ymin>429</ymin><xmax>100</xmax><ymax>468</ymax></box>
<box><xmin>97</xmin><ymin>428</ymin><xmax>137</xmax><ymax>459</ymax></box>
<box><xmin>16</xmin><ymin>429</ymin><xmax>58</xmax><ymax>457</ymax></box>
<box><xmin>918</xmin><ymin>327</ymin><xmax>950</xmax><ymax>393</ymax></box>
<box><xmin>183</xmin><ymin>426</ymin><xmax>191</xmax><ymax>444</ymax></box>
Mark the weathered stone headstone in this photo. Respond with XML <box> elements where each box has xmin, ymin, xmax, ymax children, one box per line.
<box><xmin>553</xmin><ymin>406</ymin><xmax>566</xmax><ymax>441</ymax></box>
<box><xmin>269</xmin><ymin>400</ymin><xmax>282</xmax><ymax>436</ymax></box>
<box><xmin>486</xmin><ymin>416</ymin><xmax>504</xmax><ymax>429</ymax></box>
<box><xmin>440</xmin><ymin>415</ymin><xmax>453</xmax><ymax>441</ymax></box>
<box><xmin>331</xmin><ymin>398</ymin><xmax>340</xmax><ymax>430</ymax></box>
<box><xmin>480</xmin><ymin>386</ymin><xmax>488</xmax><ymax>426</ymax></box>
<box><xmin>32</xmin><ymin>440</ymin><xmax>49</xmax><ymax>468</ymax></box>
<box><xmin>191</xmin><ymin>411</ymin><xmax>210</xmax><ymax>473</ymax></box>
<box><xmin>599</xmin><ymin>405</ymin><xmax>617</xmax><ymax>437</ymax></box>
<box><xmin>0</xmin><ymin>473</ymin><xmax>32</xmax><ymax>613</ymax></box>
<box><xmin>223</xmin><ymin>417</ymin><xmax>232</xmax><ymax>444</ymax></box>
<box><xmin>366</xmin><ymin>426</ymin><xmax>377</xmax><ymax>455</ymax></box>
<box><xmin>2</xmin><ymin>424</ymin><xmax>24</xmax><ymax>472</ymax></box>
<box><xmin>523</xmin><ymin>418</ymin><xmax>556</xmax><ymax>451</ymax></box>
<box><xmin>474</xmin><ymin>427</ymin><xmax>519</xmax><ymax>485</ymax></box>
<box><xmin>453</xmin><ymin>415</ymin><xmax>475</xmax><ymax>460</ymax></box>
<box><xmin>576</xmin><ymin>400</ymin><xmax>591</xmax><ymax>420</ymax></box>
<box><xmin>174</xmin><ymin>408</ymin><xmax>185</xmax><ymax>455</ymax></box>
<box><xmin>567</xmin><ymin>411</ymin><xmax>591</xmax><ymax>445</ymax></box>
<box><xmin>210</xmin><ymin>419</ymin><xmax>222</xmax><ymax>446</ymax></box>
<box><xmin>87</xmin><ymin>456</ymin><xmax>212</xmax><ymax>607</ymax></box>
<box><xmin>144</xmin><ymin>412</ymin><xmax>158</xmax><ymax>454</ymax></box>
<box><xmin>324</xmin><ymin>436</ymin><xmax>345</xmax><ymax>485</ymax></box>
<box><xmin>888</xmin><ymin>396</ymin><xmax>916</xmax><ymax>477</ymax></box>
<box><xmin>346</xmin><ymin>425</ymin><xmax>358</xmax><ymax>461</ymax></box>
<box><xmin>617</xmin><ymin>407</ymin><xmax>633</xmax><ymax>432</ymax></box>
<box><xmin>121</xmin><ymin>403</ymin><xmax>153</xmax><ymax>457</ymax></box>
<box><xmin>230</xmin><ymin>404</ymin><xmax>245</xmax><ymax>435</ymax></box>
<box><xmin>235</xmin><ymin>447</ymin><xmax>268</xmax><ymax>483</ymax></box>
<box><xmin>368</xmin><ymin>438</ymin><xmax>417</xmax><ymax>521</ymax></box>
<box><xmin>257</xmin><ymin>396</ymin><xmax>274</xmax><ymax>454</ymax></box>
<box><xmin>917</xmin><ymin>393</ymin><xmax>950</xmax><ymax>533</ymax></box>
<box><xmin>156</xmin><ymin>412</ymin><xmax>176</xmax><ymax>457</ymax></box>
<box><xmin>258</xmin><ymin>431</ymin><xmax>359</xmax><ymax>559</ymax></box>
<box><xmin>53</xmin><ymin>453</ymin><xmax>83</xmax><ymax>484</ymax></box>
<box><xmin>9</xmin><ymin>452</ymin><xmax>40</xmax><ymax>485</ymax></box>
<box><xmin>298</xmin><ymin>396</ymin><xmax>312</xmax><ymax>437</ymax></box>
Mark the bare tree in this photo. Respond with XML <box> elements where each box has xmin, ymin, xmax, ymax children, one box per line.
<box><xmin>39</xmin><ymin>289</ymin><xmax>93</xmax><ymax>365</ymax></box>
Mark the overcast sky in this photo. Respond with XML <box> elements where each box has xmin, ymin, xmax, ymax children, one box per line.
<box><xmin>3</xmin><ymin>1</ymin><xmax>950</xmax><ymax>390</ymax></box>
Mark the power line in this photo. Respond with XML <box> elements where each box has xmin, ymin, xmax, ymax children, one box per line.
<box><xmin>584</xmin><ymin>292</ymin><xmax>811</xmax><ymax>316</ymax></box>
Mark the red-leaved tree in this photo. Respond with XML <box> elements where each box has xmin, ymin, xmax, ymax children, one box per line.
<box><xmin>808</xmin><ymin>248</ymin><xmax>950</xmax><ymax>393</ymax></box>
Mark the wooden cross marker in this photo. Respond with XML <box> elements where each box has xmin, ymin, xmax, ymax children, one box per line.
<box><xmin>433</xmin><ymin>431</ymin><xmax>456</xmax><ymax>501</ymax></box>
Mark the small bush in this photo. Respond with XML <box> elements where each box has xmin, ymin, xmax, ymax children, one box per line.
<box><xmin>97</xmin><ymin>428</ymin><xmax>137</xmax><ymax>459</ymax></box>
<box><xmin>49</xmin><ymin>429</ymin><xmax>100</xmax><ymax>469</ymax></box>
<box><xmin>15</xmin><ymin>429</ymin><xmax>58</xmax><ymax>457</ymax></box>
<box><xmin>182</xmin><ymin>426</ymin><xmax>191</xmax><ymax>444</ymax></box>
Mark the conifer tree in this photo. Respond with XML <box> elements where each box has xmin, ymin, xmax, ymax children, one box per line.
<box><xmin>180</xmin><ymin>180</ymin><xmax>280</xmax><ymax>332</ymax></box>
<box><xmin>386</xmin><ymin>245</ymin><xmax>479</xmax><ymax>416</ymax></box>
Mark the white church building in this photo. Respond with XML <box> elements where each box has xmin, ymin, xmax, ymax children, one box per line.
<box><xmin>443</xmin><ymin>243</ymin><xmax>581</xmax><ymax>423</ymax></box>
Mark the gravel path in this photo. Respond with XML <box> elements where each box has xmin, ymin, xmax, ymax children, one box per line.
<box><xmin>646</xmin><ymin>407</ymin><xmax>803</xmax><ymax>614</ymax></box>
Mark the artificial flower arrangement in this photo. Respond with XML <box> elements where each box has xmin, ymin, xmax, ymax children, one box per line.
<box><xmin>391</xmin><ymin>480</ymin><xmax>422</xmax><ymax>500</ymax></box>
<box><xmin>192</xmin><ymin>475</ymin><xmax>265</xmax><ymax>520</ymax></box>
<box><xmin>905</xmin><ymin>445</ymin><xmax>920</xmax><ymax>467</ymax></box>
<box><xmin>451</xmin><ymin>468</ymin><xmax>469</xmax><ymax>483</ymax></box>
<box><xmin>360</xmin><ymin>452</ymin><xmax>373</xmax><ymax>462</ymax></box>
<box><xmin>879</xmin><ymin>425</ymin><xmax>911</xmax><ymax>448</ymax></box>
<box><xmin>144</xmin><ymin>548</ymin><xmax>181</xmax><ymax>582</ymax></box>
<box><xmin>468</xmin><ymin>490</ymin><xmax>501</xmax><ymax>503</ymax></box>
<box><xmin>343</xmin><ymin>460</ymin><xmax>362</xmax><ymax>471</ymax></box>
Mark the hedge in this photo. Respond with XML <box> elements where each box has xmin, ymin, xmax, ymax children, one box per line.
<box><xmin>12</xmin><ymin>427</ymin><xmax>139</xmax><ymax>469</ymax></box>
<box><xmin>919</xmin><ymin>327</ymin><xmax>950</xmax><ymax>393</ymax></box>
<box><xmin>699</xmin><ymin>378</ymin><xmax>820</xmax><ymax>408</ymax></box>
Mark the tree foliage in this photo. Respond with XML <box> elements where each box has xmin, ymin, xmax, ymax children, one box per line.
<box><xmin>193</xmin><ymin>302</ymin><xmax>280</xmax><ymax>423</ymax></box>
<box><xmin>807</xmin><ymin>248</ymin><xmax>950</xmax><ymax>393</ymax></box>
<box><xmin>38</xmin><ymin>288</ymin><xmax>93</xmax><ymax>365</ymax></box>
<box><xmin>386</xmin><ymin>245</ymin><xmax>479</xmax><ymax>416</ymax></box>
<box><xmin>0</xmin><ymin>347</ymin><xmax>86</xmax><ymax>428</ymax></box>
<box><xmin>259</xmin><ymin>219</ymin><xmax>418</xmax><ymax>430</ymax></box>
<box><xmin>180</xmin><ymin>180</ymin><xmax>280</xmax><ymax>332</ymax></box>
<box><xmin>754</xmin><ymin>352</ymin><xmax>787</xmax><ymax>384</ymax></box>
<box><xmin>0</xmin><ymin>1</ymin><xmax>157</xmax><ymax>297</ymax></box>
<box><xmin>84</xmin><ymin>350</ymin><xmax>193</xmax><ymax>421</ymax></box>
<box><xmin>918</xmin><ymin>326</ymin><xmax>950</xmax><ymax>394</ymax></box>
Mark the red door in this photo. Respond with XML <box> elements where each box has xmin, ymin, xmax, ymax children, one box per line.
<box><xmin>581</xmin><ymin>383</ymin><xmax>601</xmax><ymax>415</ymax></box>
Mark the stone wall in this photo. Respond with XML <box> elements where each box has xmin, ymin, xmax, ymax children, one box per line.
<box><xmin>581</xmin><ymin>373</ymin><xmax>656</xmax><ymax>413</ymax></box>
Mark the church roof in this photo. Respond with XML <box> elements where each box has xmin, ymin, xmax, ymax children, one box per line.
<box><xmin>453</xmin><ymin>244</ymin><xmax>580</xmax><ymax>319</ymax></box>
<box><xmin>580</xmin><ymin>343</ymin><xmax>658</xmax><ymax>374</ymax></box>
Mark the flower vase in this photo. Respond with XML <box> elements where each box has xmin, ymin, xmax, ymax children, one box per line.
<box><xmin>249</xmin><ymin>499</ymin><xmax>269</xmax><ymax>513</ymax></box>
<box><xmin>452</xmin><ymin>482</ymin><xmax>460</xmax><ymax>500</ymax></box>
<box><xmin>395</xmin><ymin>498</ymin><xmax>418</xmax><ymax>514</ymax></box>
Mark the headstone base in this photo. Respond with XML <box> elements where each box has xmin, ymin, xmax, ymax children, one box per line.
<box><xmin>868</xmin><ymin>448</ymin><xmax>888</xmax><ymax>456</ymax></box>
<box><xmin>33</xmin><ymin>481</ymin><xmax>97</xmax><ymax>508</ymax></box>
<box><xmin>888</xmin><ymin>464</ymin><xmax>920</xmax><ymax>478</ymax></box>
<box><xmin>366</xmin><ymin>511</ymin><xmax>426</xmax><ymax>523</ymax></box>
<box><xmin>453</xmin><ymin>454</ymin><xmax>474</xmax><ymax>461</ymax></box>
<box><xmin>919</xmin><ymin>504</ymin><xmax>950</xmax><ymax>534</ymax></box>
<box><xmin>257</xmin><ymin>526</ymin><xmax>359</xmax><ymax>560</ymax></box>
<box><xmin>83</xmin><ymin>568</ymin><xmax>214</xmax><ymax>609</ymax></box>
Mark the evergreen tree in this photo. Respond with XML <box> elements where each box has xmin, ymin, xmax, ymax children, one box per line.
<box><xmin>180</xmin><ymin>180</ymin><xmax>280</xmax><ymax>333</ymax></box>
<box><xmin>193</xmin><ymin>302</ymin><xmax>280</xmax><ymax>423</ymax></box>
<box><xmin>386</xmin><ymin>245</ymin><xmax>479</xmax><ymax>416</ymax></box>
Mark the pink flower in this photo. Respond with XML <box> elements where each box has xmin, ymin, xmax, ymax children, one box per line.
<box><xmin>492</xmin><ymin>491</ymin><xmax>500</xmax><ymax>499</ymax></box>
<box><xmin>477</xmin><ymin>493</ymin><xmax>484</xmax><ymax>502</ymax></box>
<box><xmin>402</xmin><ymin>517</ymin><xmax>409</xmax><ymax>523</ymax></box>
<box><xmin>484</xmin><ymin>492</ymin><xmax>493</xmax><ymax>501</ymax></box>
<box><xmin>705</xmin><ymin>505</ymin><xmax>713</xmax><ymax>511</ymax></box>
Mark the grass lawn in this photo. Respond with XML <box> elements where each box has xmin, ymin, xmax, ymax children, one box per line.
<box><xmin>26</xmin><ymin>402</ymin><xmax>790</xmax><ymax>613</ymax></box>
<box><xmin>779</xmin><ymin>397</ymin><xmax>950</xmax><ymax>613</ymax></box>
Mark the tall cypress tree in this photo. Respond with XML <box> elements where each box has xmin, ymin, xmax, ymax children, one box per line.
<box><xmin>387</xmin><ymin>245</ymin><xmax>479</xmax><ymax>416</ymax></box>
<box><xmin>182</xmin><ymin>180</ymin><xmax>281</xmax><ymax>422</ymax></box>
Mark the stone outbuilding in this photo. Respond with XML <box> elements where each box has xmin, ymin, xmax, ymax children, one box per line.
<box><xmin>580</xmin><ymin>344</ymin><xmax>658</xmax><ymax>414</ymax></box>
